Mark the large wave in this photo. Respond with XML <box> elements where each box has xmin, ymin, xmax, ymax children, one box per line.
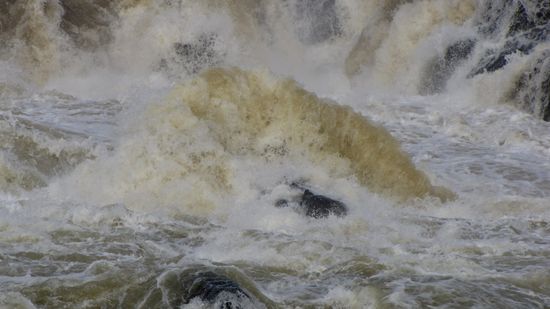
<box><xmin>50</xmin><ymin>68</ymin><xmax>451</xmax><ymax>214</ymax></box>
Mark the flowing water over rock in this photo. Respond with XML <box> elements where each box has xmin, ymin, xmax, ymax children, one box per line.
<box><xmin>1</xmin><ymin>0</ymin><xmax>550</xmax><ymax>308</ymax></box>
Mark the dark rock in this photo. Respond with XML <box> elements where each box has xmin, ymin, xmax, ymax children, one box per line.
<box><xmin>476</xmin><ymin>0</ymin><xmax>549</xmax><ymax>37</ymax></box>
<box><xmin>468</xmin><ymin>0</ymin><xmax>550</xmax><ymax>121</ymax></box>
<box><xmin>300</xmin><ymin>189</ymin><xmax>347</xmax><ymax>219</ymax></box>
<box><xmin>508</xmin><ymin>2</ymin><xmax>536</xmax><ymax>35</ymax></box>
<box><xmin>474</xmin><ymin>0</ymin><xmax>510</xmax><ymax>37</ymax></box>
<box><xmin>468</xmin><ymin>32</ymin><xmax>538</xmax><ymax>77</ymax></box>
<box><xmin>421</xmin><ymin>39</ymin><xmax>476</xmax><ymax>94</ymax></box>
<box><xmin>181</xmin><ymin>271</ymin><xmax>250</xmax><ymax>308</ymax></box>
<box><xmin>470</xmin><ymin>0</ymin><xmax>550</xmax><ymax>77</ymax></box>
<box><xmin>513</xmin><ymin>51</ymin><xmax>550</xmax><ymax>121</ymax></box>
<box><xmin>274</xmin><ymin>182</ymin><xmax>348</xmax><ymax>218</ymax></box>
<box><xmin>509</xmin><ymin>0</ymin><xmax>550</xmax><ymax>36</ymax></box>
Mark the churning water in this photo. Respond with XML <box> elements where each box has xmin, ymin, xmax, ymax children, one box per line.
<box><xmin>1</xmin><ymin>0</ymin><xmax>549</xmax><ymax>308</ymax></box>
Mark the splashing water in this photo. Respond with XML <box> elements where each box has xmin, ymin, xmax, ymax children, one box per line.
<box><xmin>0</xmin><ymin>0</ymin><xmax>549</xmax><ymax>307</ymax></box>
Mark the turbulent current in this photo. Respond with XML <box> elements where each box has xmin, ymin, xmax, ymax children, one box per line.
<box><xmin>1</xmin><ymin>0</ymin><xmax>550</xmax><ymax>308</ymax></box>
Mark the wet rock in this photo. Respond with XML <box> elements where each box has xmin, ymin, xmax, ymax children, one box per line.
<box><xmin>274</xmin><ymin>182</ymin><xmax>348</xmax><ymax>218</ymax></box>
<box><xmin>181</xmin><ymin>271</ymin><xmax>250</xmax><ymax>308</ymax></box>
<box><xmin>512</xmin><ymin>51</ymin><xmax>550</xmax><ymax>121</ymax></box>
<box><xmin>474</xmin><ymin>0</ymin><xmax>506</xmax><ymax>36</ymax></box>
<box><xmin>300</xmin><ymin>189</ymin><xmax>347</xmax><ymax>219</ymax></box>
<box><xmin>470</xmin><ymin>0</ymin><xmax>549</xmax><ymax>77</ymax></box>
<box><xmin>421</xmin><ymin>39</ymin><xmax>476</xmax><ymax>94</ymax></box>
<box><xmin>476</xmin><ymin>0</ymin><xmax>549</xmax><ymax>37</ymax></box>
<box><xmin>469</xmin><ymin>33</ymin><xmax>538</xmax><ymax>77</ymax></box>
<box><xmin>508</xmin><ymin>0</ymin><xmax>550</xmax><ymax>36</ymax></box>
<box><xmin>475</xmin><ymin>0</ymin><xmax>550</xmax><ymax>121</ymax></box>
<box><xmin>508</xmin><ymin>2</ymin><xmax>535</xmax><ymax>35</ymax></box>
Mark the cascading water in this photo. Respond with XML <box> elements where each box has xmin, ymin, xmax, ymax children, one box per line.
<box><xmin>0</xmin><ymin>1</ymin><xmax>549</xmax><ymax>308</ymax></box>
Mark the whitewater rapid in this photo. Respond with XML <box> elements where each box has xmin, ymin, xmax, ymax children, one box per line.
<box><xmin>1</xmin><ymin>0</ymin><xmax>549</xmax><ymax>308</ymax></box>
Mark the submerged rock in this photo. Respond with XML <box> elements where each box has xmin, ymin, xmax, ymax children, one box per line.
<box><xmin>138</xmin><ymin>267</ymin><xmax>269</xmax><ymax>308</ymax></box>
<box><xmin>181</xmin><ymin>271</ymin><xmax>250</xmax><ymax>308</ymax></box>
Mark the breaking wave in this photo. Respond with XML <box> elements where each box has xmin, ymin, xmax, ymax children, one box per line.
<box><xmin>52</xmin><ymin>68</ymin><xmax>451</xmax><ymax>215</ymax></box>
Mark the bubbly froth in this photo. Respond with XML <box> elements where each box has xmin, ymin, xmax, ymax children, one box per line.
<box><xmin>1</xmin><ymin>1</ymin><xmax>550</xmax><ymax>307</ymax></box>
<box><xmin>53</xmin><ymin>68</ymin><xmax>451</xmax><ymax>215</ymax></box>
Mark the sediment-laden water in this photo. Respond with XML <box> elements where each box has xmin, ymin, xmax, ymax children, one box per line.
<box><xmin>1</xmin><ymin>1</ymin><xmax>549</xmax><ymax>308</ymax></box>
